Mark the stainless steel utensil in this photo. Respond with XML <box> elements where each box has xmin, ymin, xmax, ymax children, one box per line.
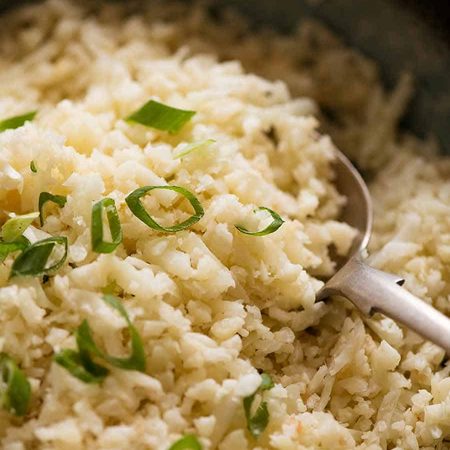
<box><xmin>318</xmin><ymin>150</ymin><xmax>450</xmax><ymax>354</ymax></box>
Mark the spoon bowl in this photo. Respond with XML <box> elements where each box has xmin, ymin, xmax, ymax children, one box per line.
<box><xmin>317</xmin><ymin>149</ymin><xmax>450</xmax><ymax>354</ymax></box>
<box><xmin>332</xmin><ymin>151</ymin><xmax>372</xmax><ymax>258</ymax></box>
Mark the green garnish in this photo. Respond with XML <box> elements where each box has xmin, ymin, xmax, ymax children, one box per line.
<box><xmin>243</xmin><ymin>373</ymin><xmax>274</xmax><ymax>438</ymax></box>
<box><xmin>1</xmin><ymin>212</ymin><xmax>39</xmax><ymax>243</ymax></box>
<box><xmin>81</xmin><ymin>295</ymin><xmax>146</xmax><ymax>371</ymax></box>
<box><xmin>174</xmin><ymin>139</ymin><xmax>215</xmax><ymax>159</ymax></box>
<box><xmin>91</xmin><ymin>198</ymin><xmax>122</xmax><ymax>254</ymax></box>
<box><xmin>0</xmin><ymin>236</ymin><xmax>30</xmax><ymax>263</ymax></box>
<box><xmin>126</xmin><ymin>100</ymin><xmax>196</xmax><ymax>134</ymax></box>
<box><xmin>0</xmin><ymin>353</ymin><xmax>31</xmax><ymax>417</ymax></box>
<box><xmin>125</xmin><ymin>185</ymin><xmax>204</xmax><ymax>233</ymax></box>
<box><xmin>259</xmin><ymin>373</ymin><xmax>274</xmax><ymax>390</ymax></box>
<box><xmin>54</xmin><ymin>349</ymin><xmax>108</xmax><ymax>384</ymax></box>
<box><xmin>10</xmin><ymin>236</ymin><xmax>68</xmax><ymax>277</ymax></box>
<box><xmin>30</xmin><ymin>161</ymin><xmax>37</xmax><ymax>173</ymax></box>
<box><xmin>168</xmin><ymin>435</ymin><xmax>202</xmax><ymax>450</ymax></box>
<box><xmin>38</xmin><ymin>192</ymin><xmax>67</xmax><ymax>226</ymax></box>
<box><xmin>235</xmin><ymin>207</ymin><xmax>284</xmax><ymax>237</ymax></box>
<box><xmin>55</xmin><ymin>295</ymin><xmax>146</xmax><ymax>383</ymax></box>
<box><xmin>0</xmin><ymin>111</ymin><xmax>37</xmax><ymax>132</ymax></box>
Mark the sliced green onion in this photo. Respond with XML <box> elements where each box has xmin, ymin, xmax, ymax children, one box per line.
<box><xmin>168</xmin><ymin>435</ymin><xmax>202</xmax><ymax>450</ymax></box>
<box><xmin>85</xmin><ymin>295</ymin><xmax>146</xmax><ymax>372</ymax></box>
<box><xmin>244</xmin><ymin>397</ymin><xmax>269</xmax><ymax>439</ymax></box>
<box><xmin>126</xmin><ymin>100</ymin><xmax>196</xmax><ymax>134</ymax></box>
<box><xmin>1</xmin><ymin>212</ymin><xmax>39</xmax><ymax>243</ymax></box>
<box><xmin>54</xmin><ymin>349</ymin><xmax>108</xmax><ymax>384</ymax></box>
<box><xmin>174</xmin><ymin>139</ymin><xmax>215</xmax><ymax>159</ymax></box>
<box><xmin>91</xmin><ymin>198</ymin><xmax>123</xmax><ymax>254</ymax></box>
<box><xmin>0</xmin><ymin>111</ymin><xmax>37</xmax><ymax>133</ymax></box>
<box><xmin>0</xmin><ymin>353</ymin><xmax>31</xmax><ymax>417</ymax></box>
<box><xmin>10</xmin><ymin>236</ymin><xmax>68</xmax><ymax>277</ymax></box>
<box><xmin>235</xmin><ymin>207</ymin><xmax>284</xmax><ymax>237</ymax></box>
<box><xmin>260</xmin><ymin>373</ymin><xmax>274</xmax><ymax>391</ymax></box>
<box><xmin>0</xmin><ymin>236</ymin><xmax>30</xmax><ymax>263</ymax></box>
<box><xmin>38</xmin><ymin>192</ymin><xmax>67</xmax><ymax>226</ymax></box>
<box><xmin>243</xmin><ymin>373</ymin><xmax>274</xmax><ymax>438</ymax></box>
<box><xmin>56</xmin><ymin>295</ymin><xmax>146</xmax><ymax>383</ymax></box>
<box><xmin>125</xmin><ymin>185</ymin><xmax>204</xmax><ymax>233</ymax></box>
<box><xmin>30</xmin><ymin>161</ymin><xmax>37</xmax><ymax>173</ymax></box>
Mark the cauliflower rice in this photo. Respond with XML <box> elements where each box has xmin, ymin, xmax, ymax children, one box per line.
<box><xmin>0</xmin><ymin>1</ymin><xmax>450</xmax><ymax>449</ymax></box>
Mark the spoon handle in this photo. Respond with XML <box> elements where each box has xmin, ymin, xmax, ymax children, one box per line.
<box><xmin>318</xmin><ymin>255</ymin><xmax>450</xmax><ymax>354</ymax></box>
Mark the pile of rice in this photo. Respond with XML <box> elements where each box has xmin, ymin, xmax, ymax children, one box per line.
<box><xmin>0</xmin><ymin>1</ymin><xmax>449</xmax><ymax>448</ymax></box>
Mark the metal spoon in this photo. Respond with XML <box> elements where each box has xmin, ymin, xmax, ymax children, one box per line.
<box><xmin>317</xmin><ymin>150</ymin><xmax>450</xmax><ymax>354</ymax></box>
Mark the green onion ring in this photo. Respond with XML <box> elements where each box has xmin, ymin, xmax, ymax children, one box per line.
<box><xmin>0</xmin><ymin>236</ymin><xmax>31</xmax><ymax>263</ymax></box>
<box><xmin>243</xmin><ymin>373</ymin><xmax>274</xmax><ymax>438</ymax></box>
<box><xmin>0</xmin><ymin>353</ymin><xmax>31</xmax><ymax>417</ymax></box>
<box><xmin>125</xmin><ymin>185</ymin><xmax>204</xmax><ymax>233</ymax></box>
<box><xmin>54</xmin><ymin>349</ymin><xmax>108</xmax><ymax>384</ymax></box>
<box><xmin>10</xmin><ymin>236</ymin><xmax>68</xmax><ymax>277</ymax></box>
<box><xmin>91</xmin><ymin>198</ymin><xmax>123</xmax><ymax>254</ymax></box>
<box><xmin>38</xmin><ymin>192</ymin><xmax>67</xmax><ymax>226</ymax></box>
<box><xmin>1</xmin><ymin>212</ymin><xmax>39</xmax><ymax>243</ymax></box>
<box><xmin>235</xmin><ymin>207</ymin><xmax>284</xmax><ymax>236</ymax></box>
<box><xmin>55</xmin><ymin>295</ymin><xmax>146</xmax><ymax>382</ymax></box>
<box><xmin>77</xmin><ymin>295</ymin><xmax>146</xmax><ymax>372</ymax></box>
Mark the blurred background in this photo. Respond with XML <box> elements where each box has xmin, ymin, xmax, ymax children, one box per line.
<box><xmin>1</xmin><ymin>0</ymin><xmax>449</xmax><ymax>153</ymax></box>
<box><xmin>219</xmin><ymin>0</ymin><xmax>450</xmax><ymax>154</ymax></box>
